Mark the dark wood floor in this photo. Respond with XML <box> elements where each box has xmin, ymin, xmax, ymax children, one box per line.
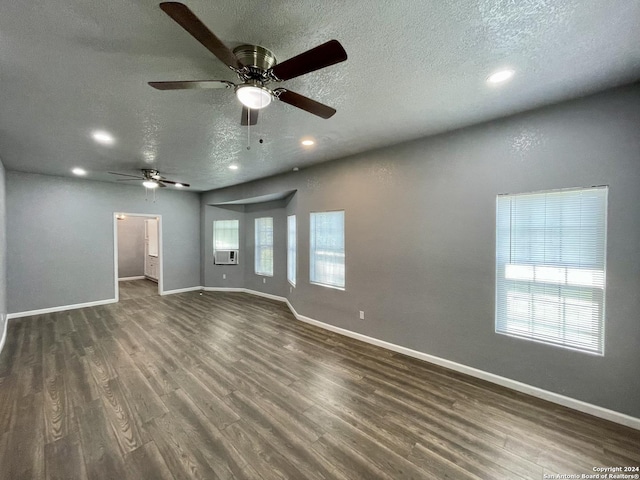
<box><xmin>118</xmin><ymin>278</ymin><xmax>159</xmax><ymax>300</ymax></box>
<box><xmin>0</xmin><ymin>291</ymin><xmax>638</xmax><ymax>479</ymax></box>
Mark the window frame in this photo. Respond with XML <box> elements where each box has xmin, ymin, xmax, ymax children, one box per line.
<box><xmin>309</xmin><ymin>210</ymin><xmax>346</xmax><ymax>290</ymax></box>
<box><xmin>287</xmin><ymin>215</ymin><xmax>297</xmax><ymax>287</ymax></box>
<box><xmin>213</xmin><ymin>219</ymin><xmax>239</xmax><ymax>252</ymax></box>
<box><xmin>495</xmin><ymin>186</ymin><xmax>608</xmax><ymax>355</ymax></box>
<box><xmin>254</xmin><ymin>217</ymin><xmax>274</xmax><ymax>277</ymax></box>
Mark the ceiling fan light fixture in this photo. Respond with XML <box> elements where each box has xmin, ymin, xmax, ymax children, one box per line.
<box><xmin>236</xmin><ymin>84</ymin><xmax>272</xmax><ymax>110</ymax></box>
<box><xmin>174</xmin><ymin>183</ymin><xmax>184</xmax><ymax>188</ymax></box>
<box><xmin>142</xmin><ymin>180</ymin><xmax>159</xmax><ymax>189</ymax></box>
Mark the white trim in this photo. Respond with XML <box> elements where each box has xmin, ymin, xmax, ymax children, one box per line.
<box><xmin>283</xmin><ymin>299</ymin><xmax>640</xmax><ymax>431</ymax></box>
<box><xmin>114</xmin><ymin>212</ymin><xmax>164</xmax><ymax>300</ymax></box>
<box><xmin>0</xmin><ymin>314</ymin><xmax>7</xmax><ymax>355</ymax></box>
<box><xmin>161</xmin><ymin>286</ymin><xmax>203</xmax><ymax>296</ymax></box>
<box><xmin>7</xmin><ymin>298</ymin><xmax>117</xmax><ymax>320</ymax></box>
<box><xmin>118</xmin><ymin>276</ymin><xmax>146</xmax><ymax>282</ymax></box>
<box><xmin>203</xmin><ymin>287</ymin><xmax>245</xmax><ymax>293</ymax></box>
<box><xmin>203</xmin><ymin>287</ymin><xmax>287</xmax><ymax>303</ymax></box>
<box><xmin>244</xmin><ymin>289</ymin><xmax>287</xmax><ymax>303</ymax></box>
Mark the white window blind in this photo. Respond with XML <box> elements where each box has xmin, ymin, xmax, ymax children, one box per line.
<box><xmin>255</xmin><ymin>217</ymin><xmax>273</xmax><ymax>276</ymax></box>
<box><xmin>495</xmin><ymin>186</ymin><xmax>607</xmax><ymax>355</ymax></box>
<box><xmin>310</xmin><ymin>211</ymin><xmax>345</xmax><ymax>289</ymax></box>
<box><xmin>287</xmin><ymin>215</ymin><xmax>297</xmax><ymax>286</ymax></box>
<box><xmin>213</xmin><ymin>220</ymin><xmax>239</xmax><ymax>251</ymax></box>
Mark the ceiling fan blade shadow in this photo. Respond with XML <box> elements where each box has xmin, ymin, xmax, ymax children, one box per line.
<box><xmin>148</xmin><ymin>80</ymin><xmax>234</xmax><ymax>90</ymax></box>
<box><xmin>274</xmin><ymin>89</ymin><xmax>336</xmax><ymax>119</ymax></box>
<box><xmin>269</xmin><ymin>40</ymin><xmax>347</xmax><ymax>81</ymax></box>
<box><xmin>159</xmin><ymin>2</ymin><xmax>241</xmax><ymax>69</ymax></box>
<box><xmin>240</xmin><ymin>107</ymin><xmax>259</xmax><ymax>126</ymax></box>
<box><xmin>160</xmin><ymin>179</ymin><xmax>191</xmax><ymax>187</ymax></box>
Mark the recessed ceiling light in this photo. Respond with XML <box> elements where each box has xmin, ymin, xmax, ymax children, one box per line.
<box><xmin>72</xmin><ymin>167</ymin><xmax>87</xmax><ymax>176</ymax></box>
<box><xmin>301</xmin><ymin>139</ymin><xmax>315</xmax><ymax>146</ymax></box>
<box><xmin>92</xmin><ymin>130</ymin><xmax>115</xmax><ymax>145</ymax></box>
<box><xmin>142</xmin><ymin>180</ymin><xmax>159</xmax><ymax>189</ymax></box>
<box><xmin>229</xmin><ymin>165</ymin><xmax>239</xmax><ymax>170</ymax></box>
<box><xmin>487</xmin><ymin>69</ymin><xmax>515</xmax><ymax>84</ymax></box>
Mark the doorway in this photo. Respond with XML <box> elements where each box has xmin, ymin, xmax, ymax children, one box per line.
<box><xmin>114</xmin><ymin>213</ymin><xmax>163</xmax><ymax>301</ymax></box>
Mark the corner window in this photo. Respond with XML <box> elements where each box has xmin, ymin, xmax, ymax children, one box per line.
<box><xmin>213</xmin><ymin>220</ymin><xmax>239</xmax><ymax>251</ymax></box>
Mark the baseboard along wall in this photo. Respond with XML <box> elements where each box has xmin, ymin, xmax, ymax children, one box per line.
<box><xmin>4</xmin><ymin>285</ymin><xmax>639</xmax><ymax>430</ymax></box>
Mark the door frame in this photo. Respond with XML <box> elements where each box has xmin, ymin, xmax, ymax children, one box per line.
<box><xmin>113</xmin><ymin>212</ymin><xmax>163</xmax><ymax>301</ymax></box>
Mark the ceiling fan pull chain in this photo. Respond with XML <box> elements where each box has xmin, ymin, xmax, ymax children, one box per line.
<box><xmin>247</xmin><ymin>108</ymin><xmax>251</xmax><ymax>150</ymax></box>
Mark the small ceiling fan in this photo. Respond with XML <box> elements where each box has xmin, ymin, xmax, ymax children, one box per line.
<box><xmin>108</xmin><ymin>169</ymin><xmax>190</xmax><ymax>188</ymax></box>
<box><xmin>148</xmin><ymin>2</ymin><xmax>348</xmax><ymax>125</ymax></box>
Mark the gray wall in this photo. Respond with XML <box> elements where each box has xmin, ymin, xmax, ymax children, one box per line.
<box><xmin>7</xmin><ymin>173</ymin><xmax>201</xmax><ymax>312</ymax></box>
<box><xmin>201</xmin><ymin>83</ymin><xmax>640</xmax><ymax>418</ymax></box>
<box><xmin>0</xmin><ymin>159</ymin><xmax>7</xmax><ymax>344</ymax></box>
<box><xmin>117</xmin><ymin>215</ymin><xmax>146</xmax><ymax>278</ymax></box>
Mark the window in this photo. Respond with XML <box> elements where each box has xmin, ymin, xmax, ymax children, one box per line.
<box><xmin>495</xmin><ymin>187</ymin><xmax>608</xmax><ymax>355</ymax></box>
<box><xmin>310</xmin><ymin>211</ymin><xmax>345</xmax><ymax>289</ymax></box>
<box><xmin>255</xmin><ymin>217</ymin><xmax>273</xmax><ymax>276</ymax></box>
<box><xmin>287</xmin><ymin>215</ymin><xmax>297</xmax><ymax>286</ymax></box>
<box><xmin>213</xmin><ymin>220</ymin><xmax>239</xmax><ymax>251</ymax></box>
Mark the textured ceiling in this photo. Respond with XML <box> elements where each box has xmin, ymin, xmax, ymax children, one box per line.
<box><xmin>1</xmin><ymin>0</ymin><xmax>639</xmax><ymax>191</ymax></box>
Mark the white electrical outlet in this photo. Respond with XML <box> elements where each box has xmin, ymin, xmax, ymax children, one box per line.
<box><xmin>222</xmin><ymin>274</ymin><xmax>226</xmax><ymax>280</ymax></box>
<box><xmin>359</xmin><ymin>311</ymin><xmax>365</xmax><ymax>320</ymax></box>
<box><xmin>263</xmin><ymin>278</ymin><xmax>266</xmax><ymax>284</ymax></box>
<box><xmin>290</xmin><ymin>286</ymin><xmax>293</xmax><ymax>293</ymax></box>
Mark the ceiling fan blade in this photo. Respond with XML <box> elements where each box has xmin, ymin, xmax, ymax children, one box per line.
<box><xmin>274</xmin><ymin>89</ymin><xmax>336</xmax><ymax>119</ymax></box>
<box><xmin>148</xmin><ymin>80</ymin><xmax>234</xmax><ymax>90</ymax></box>
<box><xmin>159</xmin><ymin>2</ymin><xmax>241</xmax><ymax>70</ymax></box>
<box><xmin>240</xmin><ymin>106</ymin><xmax>259</xmax><ymax>126</ymax></box>
<box><xmin>160</xmin><ymin>179</ymin><xmax>191</xmax><ymax>187</ymax></box>
<box><xmin>108</xmin><ymin>172</ymin><xmax>144</xmax><ymax>178</ymax></box>
<box><xmin>269</xmin><ymin>40</ymin><xmax>347</xmax><ymax>81</ymax></box>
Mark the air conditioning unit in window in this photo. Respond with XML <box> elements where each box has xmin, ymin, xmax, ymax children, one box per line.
<box><xmin>214</xmin><ymin>250</ymin><xmax>239</xmax><ymax>265</ymax></box>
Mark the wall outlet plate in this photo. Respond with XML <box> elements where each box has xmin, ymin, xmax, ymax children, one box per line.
<box><xmin>359</xmin><ymin>311</ymin><xmax>365</xmax><ymax>320</ymax></box>
<box><xmin>222</xmin><ymin>273</ymin><xmax>226</xmax><ymax>279</ymax></box>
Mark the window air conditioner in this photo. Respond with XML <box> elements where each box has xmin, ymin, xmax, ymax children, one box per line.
<box><xmin>214</xmin><ymin>250</ymin><xmax>239</xmax><ymax>265</ymax></box>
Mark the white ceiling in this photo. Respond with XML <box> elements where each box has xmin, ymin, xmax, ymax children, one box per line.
<box><xmin>1</xmin><ymin>0</ymin><xmax>639</xmax><ymax>191</ymax></box>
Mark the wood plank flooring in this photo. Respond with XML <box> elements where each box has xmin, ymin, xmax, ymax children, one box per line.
<box><xmin>118</xmin><ymin>278</ymin><xmax>159</xmax><ymax>300</ymax></box>
<box><xmin>0</xmin><ymin>291</ymin><xmax>638</xmax><ymax>479</ymax></box>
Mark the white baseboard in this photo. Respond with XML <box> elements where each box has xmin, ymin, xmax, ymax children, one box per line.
<box><xmin>6</xmin><ymin>298</ymin><xmax>118</xmax><ymax>320</ymax></box>
<box><xmin>203</xmin><ymin>286</ymin><xmax>287</xmax><ymax>303</ymax></box>
<box><xmin>118</xmin><ymin>276</ymin><xmax>145</xmax><ymax>282</ymax></box>
<box><xmin>0</xmin><ymin>314</ymin><xmax>7</xmax><ymax>356</ymax></box>
<box><xmin>161</xmin><ymin>286</ymin><xmax>203</xmax><ymax>296</ymax></box>
<box><xmin>284</xmin><ymin>299</ymin><xmax>640</xmax><ymax>431</ymax></box>
<box><xmin>243</xmin><ymin>289</ymin><xmax>287</xmax><ymax>303</ymax></box>
<box><xmin>203</xmin><ymin>287</ymin><xmax>244</xmax><ymax>293</ymax></box>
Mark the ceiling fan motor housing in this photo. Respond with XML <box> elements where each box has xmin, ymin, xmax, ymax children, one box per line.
<box><xmin>233</xmin><ymin>45</ymin><xmax>277</xmax><ymax>76</ymax></box>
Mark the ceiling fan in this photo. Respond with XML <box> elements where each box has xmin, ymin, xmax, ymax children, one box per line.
<box><xmin>148</xmin><ymin>2</ymin><xmax>348</xmax><ymax>125</ymax></box>
<box><xmin>108</xmin><ymin>169</ymin><xmax>190</xmax><ymax>188</ymax></box>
